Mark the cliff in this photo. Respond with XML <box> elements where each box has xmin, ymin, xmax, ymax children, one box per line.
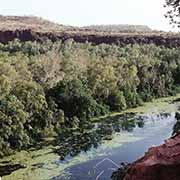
<box><xmin>0</xmin><ymin>16</ymin><xmax>180</xmax><ymax>47</ymax></box>
<box><xmin>123</xmin><ymin>132</ymin><xmax>180</xmax><ymax>180</ymax></box>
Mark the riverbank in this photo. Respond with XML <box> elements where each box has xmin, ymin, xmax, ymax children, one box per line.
<box><xmin>92</xmin><ymin>93</ymin><xmax>180</xmax><ymax>122</ymax></box>
<box><xmin>122</xmin><ymin>131</ymin><xmax>180</xmax><ymax>180</ymax></box>
<box><xmin>1</xmin><ymin>94</ymin><xmax>180</xmax><ymax>180</ymax></box>
<box><xmin>111</xmin><ymin>98</ymin><xmax>180</xmax><ymax>180</ymax></box>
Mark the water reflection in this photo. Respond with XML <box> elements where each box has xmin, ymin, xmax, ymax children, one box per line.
<box><xmin>54</xmin><ymin>113</ymin><xmax>139</xmax><ymax>160</ymax></box>
<box><xmin>52</xmin><ymin>111</ymin><xmax>176</xmax><ymax>180</ymax></box>
<box><xmin>53</xmin><ymin>112</ymin><xmax>176</xmax><ymax>161</ymax></box>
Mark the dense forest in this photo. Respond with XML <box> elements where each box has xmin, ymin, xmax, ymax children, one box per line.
<box><xmin>0</xmin><ymin>39</ymin><xmax>180</xmax><ymax>157</ymax></box>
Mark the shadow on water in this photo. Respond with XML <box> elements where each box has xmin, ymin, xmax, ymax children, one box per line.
<box><xmin>0</xmin><ymin>164</ymin><xmax>26</xmax><ymax>177</ymax></box>
<box><xmin>53</xmin><ymin>113</ymin><xmax>143</xmax><ymax>160</ymax></box>
<box><xmin>52</xmin><ymin>111</ymin><xmax>179</xmax><ymax>180</ymax></box>
<box><xmin>1</xmin><ymin>100</ymin><xmax>179</xmax><ymax>180</ymax></box>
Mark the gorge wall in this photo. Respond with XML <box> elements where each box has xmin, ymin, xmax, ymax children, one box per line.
<box><xmin>0</xmin><ymin>29</ymin><xmax>180</xmax><ymax>48</ymax></box>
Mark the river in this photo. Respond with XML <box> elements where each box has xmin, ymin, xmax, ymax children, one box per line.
<box><xmin>1</xmin><ymin>95</ymin><xmax>180</xmax><ymax>180</ymax></box>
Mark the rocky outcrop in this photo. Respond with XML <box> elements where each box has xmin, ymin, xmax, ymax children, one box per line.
<box><xmin>1</xmin><ymin>29</ymin><xmax>180</xmax><ymax>48</ymax></box>
<box><xmin>123</xmin><ymin>133</ymin><xmax>180</xmax><ymax>180</ymax></box>
<box><xmin>0</xmin><ymin>16</ymin><xmax>180</xmax><ymax>47</ymax></box>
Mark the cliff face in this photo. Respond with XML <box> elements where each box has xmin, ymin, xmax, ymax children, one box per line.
<box><xmin>1</xmin><ymin>29</ymin><xmax>180</xmax><ymax>48</ymax></box>
<box><xmin>123</xmin><ymin>133</ymin><xmax>180</xmax><ymax>180</ymax></box>
<box><xmin>0</xmin><ymin>16</ymin><xmax>180</xmax><ymax>47</ymax></box>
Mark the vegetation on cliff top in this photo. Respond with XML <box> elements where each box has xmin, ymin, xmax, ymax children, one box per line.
<box><xmin>0</xmin><ymin>15</ymin><xmax>152</xmax><ymax>33</ymax></box>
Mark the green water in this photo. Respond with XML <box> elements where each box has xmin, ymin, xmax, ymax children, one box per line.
<box><xmin>1</xmin><ymin>94</ymin><xmax>180</xmax><ymax>180</ymax></box>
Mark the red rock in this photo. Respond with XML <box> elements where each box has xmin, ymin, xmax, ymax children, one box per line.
<box><xmin>0</xmin><ymin>16</ymin><xmax>180</xmax><ymax>48</ymax></box>
<box><xmin>124</xmin><ymin>133</ymin><xmax>180</xmax><ymax>180</ymax></box>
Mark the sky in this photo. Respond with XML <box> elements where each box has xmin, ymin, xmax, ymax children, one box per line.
<box><xmin>0</xmin><ymin>0</ymin><xmax>176</xmax><ymax>31</ymax></box>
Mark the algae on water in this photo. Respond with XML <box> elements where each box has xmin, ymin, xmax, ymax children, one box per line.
<box><xmin>1</xmin><ymin>94</ymin><xmax>180</xmax><ymax>180</ymax></box>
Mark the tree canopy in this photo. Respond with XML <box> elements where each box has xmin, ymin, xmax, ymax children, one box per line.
<box><xmin>0</xmin><ymin>39</ymin><xmax>179</xmax><ymax>157</ymax></box>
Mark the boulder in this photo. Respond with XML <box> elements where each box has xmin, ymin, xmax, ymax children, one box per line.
<box><xmin>124</xmin><ymin>133</ymin><xmax>180</xmax><ymax>180</ymax></box>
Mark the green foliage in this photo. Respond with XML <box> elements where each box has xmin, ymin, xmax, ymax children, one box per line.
<box><xmin>164</xmin><ymin>0</ymin><xmax>180</xmax><ymax>27</ymax></box>
<box><xmin>0</xmin><ymin>39</ymin><xmax>179</xmax><ymax>157</ymax></box>
<box><xmin>47</xmin><ymin>79</ymin><xmax>108</xmax><ymax>120</ymax></box>
<box><xmin>0</xmin><ymin>95</ymin><xmax>29</xmax><ymax>156</ymax></box>
<box><xmin>108</xmin><ymin>91</ymin><xmax>127</xmax><ymax>111</ymax></box>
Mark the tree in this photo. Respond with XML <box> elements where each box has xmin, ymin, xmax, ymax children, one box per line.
<box><xmin>47</xmin><ymin>79</ymin><xmax>108</xmax><ymax>120</ymax></box>
<box><xmin>164</xmin><ymin>0</ymin><xmax>180</xmax><ymax>27</ymax></box>
<box><xmin>0</xmin><ymin>95</ymin><xmax>29</xmax><ymax>156</ymax></box>
<box><xmin>108</xmin><ymin>91</ymin><xmax>127</xmax><ymax>111</ymax></box>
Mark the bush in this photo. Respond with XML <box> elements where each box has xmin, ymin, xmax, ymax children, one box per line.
<box><xmin>108</xmin><ymin>91</ymin><xmax>127</xmax><ymax>111</ymax></box>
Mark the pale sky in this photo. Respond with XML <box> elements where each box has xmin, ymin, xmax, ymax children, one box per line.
<box><xmin>0</xmin><ymin>0</ymin><xmax>176</xmax><ymax>31</ymax></box>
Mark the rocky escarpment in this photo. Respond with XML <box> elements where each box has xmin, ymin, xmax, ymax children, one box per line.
<box><xmin>0</xmin><ymin>16</ymin><xmax>180</xmax><ymax>47</ymax></box>
<box><xmin>1</xmin><ymin>29</ymin><xmax>180</xmax><ymax>48</ymax></box>
<box><xmin>122</xmin><ymin>132</ymin><xmax>180</xmax><ymax>180</ymax></box>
